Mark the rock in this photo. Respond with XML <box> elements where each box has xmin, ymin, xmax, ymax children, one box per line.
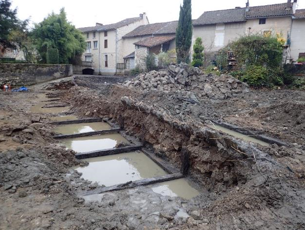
<box><xmin>4</xmin><ymin>184</ymin><xmax>13</xmax><ymax>190</ymax></box>
<box><xmin>18</xmin><ymin>190</ymin><xmax>28</xmax><ymax>198</ymax></box>
<box><xmin>190</xmin><ymin>210</ymin><xmax>201</xmax><ymax>220</ymax></box>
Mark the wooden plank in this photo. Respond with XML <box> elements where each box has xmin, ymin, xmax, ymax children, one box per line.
<box><xmin>141</xmin><ymin>149</ymin><xmax>180</xmax><ymax>174</ymax></box>
<box><xmin>54</xmin><ymin>128</ymin><xmax>121</xmax><ymax>139</ymax></box>
<box><xmin>75</xmin><ymin>145</ymin><xmax>143</xmax><ymax>159</ymax></box>
<box><xmin>83</xmin><ymin>173</ymin><xmax>184</xmax><ymax>196</ymax></box>
<box><xmin>51</xmin><ymin>118</ymin><xmax>104</xmax><ymax>126</ymax></box>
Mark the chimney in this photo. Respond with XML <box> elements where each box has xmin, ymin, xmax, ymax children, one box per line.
<box><xmin>96</xmin><ymin>23</ymin><xmax>103</xmax><ymax>26</ymax></box>
<box><xmin>140</xmin><ymin>12</ymin><xmax>146</xmax><ymax>19</ymax></box>
<box><xmin>246</xmin><ymin>0</ymin><xmax>250</xmax><ymax>12</ymax></box>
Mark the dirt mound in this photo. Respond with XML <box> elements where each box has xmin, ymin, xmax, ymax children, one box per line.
<box><xmin>123</xmin><ymin>64</ymin><xmax>249</xmax><ymax>100</ymax></box>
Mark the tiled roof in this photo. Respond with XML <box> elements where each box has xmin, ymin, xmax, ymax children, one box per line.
<box><xmin>134</xmin><ymin>36</ymin><xmax>176</xmax><ymax>48</ymax></box>
<box><xmin>124</xmin><ymin>52</ymin><xmax>135</xmax><ymax>59</ymax></box>
<box><xmin>295</xmin><ymin>9</ymin><xmax>305</xmax><ymax>19</ymax></box>
<box><xmin>193</xmin><ymin>8</ymin><xmax>246</xmax><ymax>26</ymax></box>
<box><xmin>78</xmin><ymin>17</ymin><xmax>142</xmax><ymax>33</ymax></box>
<box><xmin>123</xmin><ymin>21</ymin><xmax>177</xmax><ymax>38</ymax></box>
<box><xmin>194</xmin><ymin>3</ymin><xmax>296</xmax><ymax>26</ymax></box>
<box><xmin>246</xmin><ymin>3</ymin><xmax>294</xmax><ymax>19</ymax></box>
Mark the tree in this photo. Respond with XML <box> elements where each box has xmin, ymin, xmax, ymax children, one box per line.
<box><xmin>191</xmin><ymin>37</ymin><xmax>204</xmax><ymax>67</ymax></box>
<box><xmin>31</xmin><ymin>8</ymin><xmax>86</xmax><ymax>64</ymax></box>
<box><xmin>176</xmin><ymin>0</ymin><xmax>192</xmax><ymax>64</ymax></box>
<box><xmin>0</xmin><ymin>0</ymin><xmax>28</xmax><ymax>53</ymax></box>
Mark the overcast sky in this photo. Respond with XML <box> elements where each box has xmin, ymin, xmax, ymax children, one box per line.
<box><xmin>11</xmin><ymin>0</ymin><xmax>305</xmax><ymax>28</ymax></box>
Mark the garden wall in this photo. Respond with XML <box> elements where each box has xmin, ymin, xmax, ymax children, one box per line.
<box><xmin>0</xmin><ymin>63</ymin><xmax>73</xmax><ymax>87</ymax></box>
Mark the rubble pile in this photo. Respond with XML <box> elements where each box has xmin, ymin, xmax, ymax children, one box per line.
<box><xmin>124</xmin><ymin>64</ymin><xmax>249</xmax><ymax>100</ymax></box>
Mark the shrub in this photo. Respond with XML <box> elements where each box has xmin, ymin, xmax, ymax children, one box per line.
<box><xmin>47</xmin><ymin>47</ymin><xmax>59</xmax><ymax>64</ymax></box>
<box><xmin>297</xmin><ymin>57</ymin><xmax>305</xmax><ymax>63</ymax></box>
<box><xmin>241</xmin><ymin>65</ymin><xmax>269</xmax><ymax>87</ymax></box>
<box><xmin>158</xmin><ymin>50</ymin><xmax>176</xmax><ymax>67</ymax></box>
<box><xmin>192</xmin><ymin>37</ymin><xmax>204</xmax><ymax>67</ymax></box>
<box><xmin>145</xmin><ymin>53</ymin><xmax>157</xmax><ymax>71</ymax></box>
<box><xmin>130</xmin><ymin>66</ymin><xmax>142</xmax><ymax>76</ymax></box>
<box><xmin>292</xmin><ymin>77</ymin><xmax>305</xmax><ymax>90</ymax></box>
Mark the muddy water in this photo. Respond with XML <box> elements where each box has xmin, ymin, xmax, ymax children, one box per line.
<box><xmin>75</xmin><ymin>151</ymin><xmax>167</xmax><ymax>186</ymax></box>
<box><xmin>54</xmin><ymin>122</ymin><xmax>111</xmax><ymax>135</ymax></box>
<box><xmin>31</xmin><ymin>102</ymin><xmax>70</xmax><ymax>114</ymax></box>
<box><xmin>51</xmin><ymin>115</ymin><xmax>78</xmax><ymax>122</ymax></box>
<box><xmin>208</xmin><ymin>124</ymin><xmax>270</xmax><ymax>147</ymax></box>
<box><xmin>62</xmin><ymin>134</ymin><xmax>129</xmax><ymax>153</ymax></box>
<box><xmin>151</xmin><ymin>179</ymin><xmax>200</xmax><ymax>200</ymax></box>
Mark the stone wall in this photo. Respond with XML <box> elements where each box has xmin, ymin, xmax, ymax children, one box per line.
<box><xmin>0</xmin><ymin>63</ymin><xmax>73</xmax><ymax>87</ymax></box>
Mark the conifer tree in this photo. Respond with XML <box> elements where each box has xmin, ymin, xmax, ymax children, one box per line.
<box><xmin>176</xmin><ymin>0</ymin><xmax>192</xmax><ymax>64</ymax></box>
<box><xmin>192</xmin><ymin>37</ymin><xmax>204</xmax><ymax>67</ymax></box>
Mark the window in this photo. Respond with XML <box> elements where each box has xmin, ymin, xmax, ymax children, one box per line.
<box><xmin>86</xmin><ymin>42</ymin><xmax>91</xmax><ymax>52</ymax></box>
<box><xmin>85</xmin><ymin>56</ymin><xmax>92</xmax><ymax>62</ymax></box>
<box><xmin>214</xmin><ymin>33</ymin><xmax>225</xmax><ymax>47</ymax></box>
<box><xmin>104</xmin><ymin>39</ymin><xmax>108</xmax><ymax>48</ymax></box>
<box><xmin>94</xmin><ymin>41</ymin><xmax>98</xmax><ymax>49</ymax></box>
<box><xmin>93</xmin><ymin>32</ymin><xmax>96</xmax><ymax>38</ymax></box>
<box><xmin>86</xmin><ymin>32</ymin><xmax>89</xmax><ymax>39</ymax></box>
<box><xmin>259</xmin><ymin>18</ymin><xmax>266</xmax><ymax>25</ymax></box>
<box><xmin>105</xmin><ymin>55</ymin><xmax>108</xmax><ymax>67</ymax></box>
<box><xmin>104</xmin><ymin>31</ymin><xmax>108</xmax><ymax>37</ymax></box>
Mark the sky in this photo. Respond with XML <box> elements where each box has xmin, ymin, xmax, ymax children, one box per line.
<box><xmin>11</xmin><ymin>0</ymin><xmax>305</xmax><ymax>28</ymax></box>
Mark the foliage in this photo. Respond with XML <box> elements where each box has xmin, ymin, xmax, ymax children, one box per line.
<box><xmin>145</xmin><ymin>53</ymin><xmax>157</xmax><ymax>71</ymax></box>
<box><xmin>215</xmin><ymin>49</ymin><xmax>228</xmax><ymax>70</ymax></box>
<box><xmin>191</xmin><ymin>37</ymin><xmax>204</xmax><ymax>67</ymax></box>
<box><xmin>47</xmin><ymin>47</ymin><xmax>59</xmax><ymax>64</ymax></box>
<box><xmin>157</xmin><ymin>50</ymin><xmax>176</xmax><ymax>67</ymax></box>
<box><xmin>276</xmin><ymin>32</ymin><xmax>286</xmax><ymax>46</ymax></box>
<box><xmin>297</xmin><ymin>57</ymin><xmax>305</xmax><ymax>63</ymax></box>
<box><xmin>205</xmin><ymin>65</ymin><xmax>221</xmax><ymax>76</ymax></box>
<box><xmin>0</xmin><ymin>0</ymin><xmax>28</xmax><ymax>52</ymax></box>
<box><xmin>176</xmin><ymin>0</ymin><xmax>192</xmax><ymax>64</ymax></box>
<box><xmin>130</xmin><ymin>66</ymin><xmax>142</xmax><ymax>76</ymax></box>
<box><xmin>241</xmin><ymin>65</ymin><xmax>284</xmax><ymax>87</ymax></box>
<box><xmin>292</xmin><ymin>77</ymin><xmax>305</xmax><ymax>90</ymax></box>
<box><xmin>228</xmin><ymin>35</ymin><xmax>283</xmax><ymax>69</ymax></box>
<box><xmin>31</xmin><ymin>8</ymin><xmax>86</xmax><ymax>64</ymax></box>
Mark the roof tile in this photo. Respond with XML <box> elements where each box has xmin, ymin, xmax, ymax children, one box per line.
<box><xmin>134</xmin><ymin>36</ymin><xmax>176</xmax><ymax>48</ymax></box>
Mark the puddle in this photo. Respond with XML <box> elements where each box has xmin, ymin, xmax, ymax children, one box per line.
<box><xmin>61</xmin><ymin>134</ymin><xmax>129</xmax><ymax>153</ymax></box>
<box><xmin>51</xmin><ymin>115</ymin><xmax>78</xmax><ymax>122</ymax></box>
<box><xmin>74</xmin><ymin>151</ymin><xmax>167</xmax><ymax>186</ymax></box>
<box><xmin>208</xmin><ymin>124</ymin><xmax>270</xmax><ymax>147</ymax></box>
<box><xmin>54</xmin><ymin>122</ymin><xmax>111</xmax><ymax>135</ymax></box>
<box><xmin>31</xmin><ymin>102</ymin><xmax>70</xmax><ymax>114</ymax></box>
<box><xmin>151</xmin><ymin>179</ymin><xmax>200</xmax><ymax>200</ymax></box>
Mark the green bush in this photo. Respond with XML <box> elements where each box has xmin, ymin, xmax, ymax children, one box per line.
<box><xmin>292</xmin><ymin>77</ymin><xmax>305</xmax><ymax>90</ymax></box>
<box><xmin>130</xmin><ymin>66</ymin><xmax>142</xmax><ymax>76</ymax></box>
<box><xmin>297</xmin><ymin>57</ymin><xmax>305</xmax><ymax>63</ymax></box>
<box><xmin>241</xmin><ymin>65</ymin><xmax>285</xmax><ymax>87</ymax></box>
<box><xmin>192</xmin><ymin>38</ymin><xmax>204</xmax><ymax>67</ymax></box>
<box><xmin>145</xmin><ymin>53</ymin><xmax>157</xmax><ymax>71</ymax></box>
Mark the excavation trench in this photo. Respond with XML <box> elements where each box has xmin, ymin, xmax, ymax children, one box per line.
<box><xmin>30</xmin><ymin>98</ymin><xmax>202</xmax><ymax>200</ymax></box>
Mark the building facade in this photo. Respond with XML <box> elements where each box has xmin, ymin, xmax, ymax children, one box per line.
<box><xmin>78</xmin><ymin>14</ymin><xmax>149</xmax><ymax>75</ymax></box>
<box><xmin>193</xmin><ymin>0</ymin><xmax>304</xmax><ymax>62</ymax></box>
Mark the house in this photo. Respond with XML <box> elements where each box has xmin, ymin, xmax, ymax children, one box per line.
<box><xmin>193</xmin><ymin>0</ymin><xmax>303</xmax><ymax>62</ymax></box>
<box><xmin>122</xmin><ymin>21</ymin><xmax>178</xmax><ymax>69</ymax></box>
<box><xmin>78</xmin><ymin>13</ymin><xmax>149</xmax><ymax>75</ymax></box>
<box><xmin>291</xmin><ymin>9</ymin><xmax>305</xmax><ymax>61</ymax></box>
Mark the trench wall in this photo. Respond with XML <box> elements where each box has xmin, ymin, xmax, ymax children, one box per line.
<box><xmin>0</xmin><ymin>63</ymin><xmax>73</xmax><ymax>87</ymax></box>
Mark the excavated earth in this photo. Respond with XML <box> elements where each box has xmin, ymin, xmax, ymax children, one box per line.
<box><xmin>1</xmin><ymin>65</ymin><xmax>305</xmax><ymax>230</ymax></box>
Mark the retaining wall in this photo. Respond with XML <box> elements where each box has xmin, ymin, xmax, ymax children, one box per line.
<box><xmin>0</xmin><ymin>63</ymin><xmax>73</xmax><ymax>86</ymax></box>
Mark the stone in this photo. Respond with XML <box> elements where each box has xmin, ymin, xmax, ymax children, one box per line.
<box><xmin>190</xmin><ymin>210</ymin><xmax>201</xmax><ymax>220</ymax></box>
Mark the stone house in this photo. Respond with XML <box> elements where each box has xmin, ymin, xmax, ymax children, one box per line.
<box><xmin>291</xmin><ymin>9</ymin><xmax>305</xmax><ymax>61</ymax></box>
<box><xmin>78</xmin><ymin>14</ymin><xmax>149</xmax><ymax>75</ymax></box>
<box><xmin>122</xmin><ymin>21</ymin><xmax>178</xmax><ymax>70</ymax></box>
<box><xmin>193</xmin><ymin>0</ymin><xmax>304</xmax><ymax>62</ymax></box>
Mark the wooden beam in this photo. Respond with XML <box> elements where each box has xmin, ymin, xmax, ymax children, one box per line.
<box><xmin>141</xmin><ymin>149</ymin><xmax>180</xmax><ymax>174</ymax></box>
<box><xmin>54</xmin><ymin>128</ymin><xmax>121</xmax><ymax>139</ymax></box>
<box><xmin>75</xmin><ymin>145</ymin><xmax>143</xmax><ymax>159</ymax></box>
<box><xmin>83</xmin><ymin>173</ymin><xmax>184</xmax><ymax>195</ymax></box>
<box><xmin>51</xmin><ymin>118</ymin><xmax>104</xmax><ymax>126</ymax></box>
